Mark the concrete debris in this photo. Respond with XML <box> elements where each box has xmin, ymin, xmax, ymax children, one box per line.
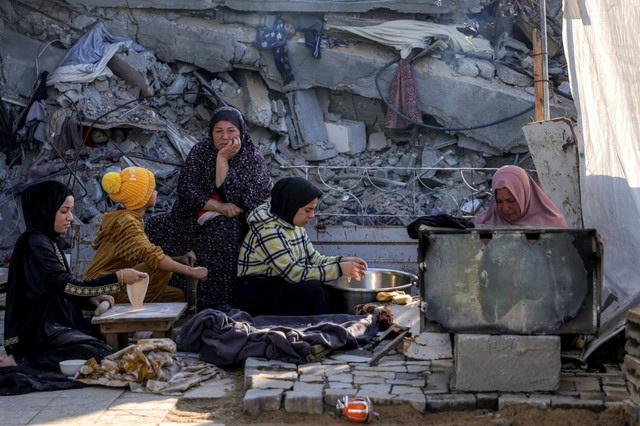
<box><xmin>0</xmin><ymin>0</ymin><xmax>573</xmax><ymax>257</ymax></box>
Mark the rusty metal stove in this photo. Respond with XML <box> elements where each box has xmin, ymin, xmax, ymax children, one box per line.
<box><xmin>417</xmin><ymin>227</ymin><xmax>602</xmax><ymax>335</ymax></box>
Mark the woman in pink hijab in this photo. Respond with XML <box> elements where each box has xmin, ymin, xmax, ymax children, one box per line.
<box><xmin>474</xmin><ymin>165</ymin><xmax>568</xmax><ymax>227</ymax></box>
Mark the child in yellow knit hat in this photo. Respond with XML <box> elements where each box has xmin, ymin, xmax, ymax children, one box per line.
<box><xmin>84</xmin><ymin>167</ymin><xmax>208</xmax><ymax>305</ymax></box>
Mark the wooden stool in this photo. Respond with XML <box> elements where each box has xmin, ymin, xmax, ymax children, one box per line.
<box><xmin>92</xmin><ymin>302</ymin><xmax>187</xmax><ymax>351</ymax></box>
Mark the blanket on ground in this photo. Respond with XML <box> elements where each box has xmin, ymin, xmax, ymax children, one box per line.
<box><xmin>179</xmin><ymin>309</ymin><xmax>379</xmax><ymax>366</ymax></box>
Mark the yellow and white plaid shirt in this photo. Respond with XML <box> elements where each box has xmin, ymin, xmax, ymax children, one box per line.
<box><xmin>237</xmin><ymin>202</ymin><xmax>341</xmax><ymax>283</ymax></box>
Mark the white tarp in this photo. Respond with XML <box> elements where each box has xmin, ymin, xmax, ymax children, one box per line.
<box><xmin>563</xmin><ymin>1</ymin><xmax>640</xmax><ymax>327</ymax></box>
<box><xmin>325</xmin><ymin>20</ymin><xmax>478</xmax><ymax>58</ymax></box>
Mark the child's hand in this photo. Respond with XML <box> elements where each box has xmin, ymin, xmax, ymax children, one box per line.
<box><xmin>189</xmin><ymin>266</ymin><xmax>208</xmax><ymax>281</ymax></box>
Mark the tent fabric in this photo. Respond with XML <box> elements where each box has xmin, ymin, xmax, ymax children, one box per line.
<box><xmin>325</xmin><ymin>20</ymin><xmax>476</xmax><ymax>58</ymax></box>
<box><xmin>563</xmin><ymin>0</ymin><xmax>640</xmax><ymax>323</ymax></box>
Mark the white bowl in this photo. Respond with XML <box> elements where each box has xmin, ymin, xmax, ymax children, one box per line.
<box><xmin>59</xmin><ymin>359</ymin><xmax>86</xmax><ymax>377</ymax></box>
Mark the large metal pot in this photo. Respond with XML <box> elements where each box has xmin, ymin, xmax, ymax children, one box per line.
<box><xmin>324</xmin><ymin>268</ymin><xmax>418</xmax><ymax>314</ymax></box>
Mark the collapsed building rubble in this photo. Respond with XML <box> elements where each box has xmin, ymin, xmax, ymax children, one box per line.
<box><xmin>0</xmin><ymin>0</ymin><xmax>575</xmax><ymax>258</ymax></box>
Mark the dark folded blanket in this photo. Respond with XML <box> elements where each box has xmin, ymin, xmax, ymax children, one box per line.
<box><xmin>179</xmin><ymin>309</ymin><xmax>379</xmax><ymax>366</ymax></box>
<box><xmin>0</xmin><ymin>365</ymin><xmax>85</xmax><ymax>395</ymax></box>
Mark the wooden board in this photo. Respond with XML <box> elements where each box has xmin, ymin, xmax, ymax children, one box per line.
<box><xmin>92</xmin><ymin>302</ymin><xmax>187</xmax><ymax>325</ymax></box>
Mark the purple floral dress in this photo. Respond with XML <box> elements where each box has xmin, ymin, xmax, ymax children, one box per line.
<box><xmin>145</xmin><ymin>129</ymin><xmax>272</xmax><ymax>309</ymax></box>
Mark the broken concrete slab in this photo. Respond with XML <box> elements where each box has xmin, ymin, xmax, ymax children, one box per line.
<box><xmin>0</xmin><ymin>31</ymin><xmax>65</xmax><ymax>98</ymax></box>
<box><xmin>292</xmin><ymin>89</ymin><xmax>329</xmax><ymax>148</ymax></box>
<box><xmin>325</xmin><ymin>119</ymin><xmax>366</xmax><ymax>154</ymax></box>
<box><xmin>238</xmin><ymin>70</ymin><xmax>272</xmax><ymax>128</ymax></box>
<box><xmin>403</xmin><ymin>332</ymin><xmax>453</xmax><ymax>361</ymax></box>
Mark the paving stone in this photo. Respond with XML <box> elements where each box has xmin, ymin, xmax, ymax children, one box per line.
<box><xmin>549</xmin><ymin>395</ymin><xmax>605</xmax><ymax>411</ymax></box>
<box><xmin>575</xmin><ymin>376</ymin><xmax>601</xmax><ymax>392</ymax></box>
<box><xmin>324</xmin><ymin>364</ymin><xmax>351</xmax><ymax>375</ymax></box>
<box><xmin>324</xmin><ymin>388</ymin><xmax>357</xmax><ymax>407</ymax></box>
<box><xmin>557</xmin><ymin>378</ymin><xmax>577</xmax><ymax>392</ymax></box>
<box><xmin>358</xmin><ymin>383</ymin><xmax>392</xmax><ymax>394</ymax></box>
<box><xmin>353</xmin><ymin>364</ymin><xmax>406</xmax><ymax>373</ymax></box>
<box><xmin>603</xmin><ymin>385</ymin><xmax>630</xmax><ymax>398</ymax></box>
<box><xmin>394</xmin><ymin>393</ymin><xmax>427</xmax><ymax>413</ymax></box>
<box><xmin>387</xmin><ymin>379</ymin><xmax>426</xmax><ymax>387</ymax></box>
<box><xmin>430</xmin><ymin>359</ymin><xmax>454</xmax><ymax>369</ymax></box>
<box><xmin>284</xmin><ymin>389</ymin><xmax>324</xmax><ymax>414</ymax></box>
<box><xmin>245</xmin><ymin>369</ymin><xmax>298</xmax><ymax>389</ymax></box>
<box><xmin>294</xmin><ymin>382</ymin><xmax>325</xmax><ymax>391</ymax></box>
<box><xmin>298</xmin><ymin>363</ymin><xmax>325</xmax><ymax>375</ymax></box>
<box><xmin>425</xmin><ymin>372</ymin><xmax>450</xmax><ymax>393</ymax></box>
<box><xmin>245</xmin><ymin>357</ymin><xmax>297</xmax><ymax>370</ymax></box>
<box><xmin>406</xmin><ymin>364</ymin><xmax>430</xmax><ymax>373</ymax></box>
<box><xmin>353</xmin><ymin>370</ymin><xmax>396</xmax><ymax>379</ymax></box>
<box><xmin>0</xmin><ymin>395</ymin><xmax>52</xmax><ymax>424</ymax></box>
<box><xmin>476</xmin><ymin>393</ymin><xmax>499</xmax><ymax>411</ymax></box>
<box><xmin>328</xmin><ymin>373</ymin><xmax>353</xmax><ymax>383</ymax></box>
<box><xmin>354</xmin><ymin>375</ymin><xmax>386</xmax><ymax>384</ymax></box>
<box><xmin>426</xmin><ymin>393</ymin><xmax>476</xmax><ymax>412</ymax></box>
<box><xmin>329</xmin><ymin>352</ymin><xmax>372</xmax><ymax>363</ymax></box>
<box><xmin>391</xmin><ymin>385</ymin><xmax>423</xmax><ymax>395</ymax></box>
<box><xmin>107</xmin><ymin>392</ymin><xmax>178</xmax><ymax>411</ymax></box>
<box><xmin>455</xmin><ymin>334</ymin><xmax>560</xmax><ymax>392</ymax></box>
<box><xmin>328</xmin><ymin>382</ymin><xmax>355</xmax><ymax>389</ymax></box>
<box><xmin>298</xmin><ymin>373</ymin><xmax>325</xmax><ymax>383</ymax></box>
<box><xmin>243</xmin><ymin>389</ymin><xmax>283</xmax><ymax>416</ymax></box>
<box><xmin>395</xmin><ymin>372</ymin><xmax>425</xmax><ymax>380</ymax></box>
<box><xmin>602</xmin><ymin>375</ymin><xmax>627</xmax><ymax>386</ymax></box>
<box><xmin>579</xmin><ymin>391</ymin><xmax>605</xmax><ymax>399</ymax></box>
<box><xmin>355</xmin><ymin>390</ymin><xmax>395</xmax><ymax>405</ymax></box>
<box><xmin>251</xmin><ymin>377</ymin><xmax>294</xmax><ymax>390</ymax></box>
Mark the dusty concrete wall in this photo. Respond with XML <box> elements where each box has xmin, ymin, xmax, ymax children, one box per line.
<box><xmin>63</xmin><ymin>0</ymin><xmax>480</xmax><ymax>15</ymax></box>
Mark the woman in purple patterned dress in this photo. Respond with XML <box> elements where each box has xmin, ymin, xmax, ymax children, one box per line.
<box><xmin>145</xmin><ymin>106</ymin><xmax>272</xmax><ymax>311</ymax></box>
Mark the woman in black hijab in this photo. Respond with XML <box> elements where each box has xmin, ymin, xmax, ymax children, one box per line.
<box><xmin>237</xmin><ymin>177</ymin><xmax>368</xmax><ymax>316</ymax></box>
<box><xmin>1</xmin><ymin>180</ymin><xmax>147</xmax><ymax>370</ymax></box>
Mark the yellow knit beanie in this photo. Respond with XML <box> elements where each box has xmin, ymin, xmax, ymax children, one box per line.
<box><xmin>102</xmin><ymin>167</ymin><xmax>155</xmax><ymax>210</ymax></box>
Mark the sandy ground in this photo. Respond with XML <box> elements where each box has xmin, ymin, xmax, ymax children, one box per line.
<box><xmin>163</xmin><ymin>368</ymin><xmax>627</xmax><ymax>426</ymax></box>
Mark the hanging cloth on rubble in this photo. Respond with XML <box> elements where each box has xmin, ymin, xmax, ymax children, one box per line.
<box><xmin>47</xmin><ymin>22</ymin><xmax>145</xmax><ymax>85</ymax></box>
<box><xmin>294</xmin><ymin>15</ymin><xmax>324</xmax><ymax>59</ymax></box>
<box><xmin>256</xmin><ymin>18</ymin><xmax>295</xmax><ymax>85</ymax></box>
<box><xmin>385</xmin><ymin>52</ymin><xmax>423</xmax><ymax>130</ymax></box>
<box><xmin>46</xmin><ymin>109</ymin><xmax>84</xmax><ymax>154</ymax></box>
<box><xmin>179</xmin><ymin>309</ymin><xmax>379</xmax><ymax>366</ymax></box>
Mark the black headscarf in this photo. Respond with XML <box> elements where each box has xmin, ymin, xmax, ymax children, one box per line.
<box><xmin>208</xmin><ymin>105</ymin><xmax>245</xmax><ymax>139</ymax></box>
<box><xmin>20</xmin><ymin>180</ymin><xmax>73</xmax><ymax>239</ymax></box>
<box><xmin>270</xmin><ymin>177</ymin><xmax>322</xmax><ymax>225</ymax></box>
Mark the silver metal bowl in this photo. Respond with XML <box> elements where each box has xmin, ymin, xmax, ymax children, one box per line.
<box><xmin>324</xmin><ymin>268</ymin><xmax>418</xmax><ymax>313</ymax></box>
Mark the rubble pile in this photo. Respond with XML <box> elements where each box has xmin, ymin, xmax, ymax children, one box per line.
<box><xmin>0</xmin><ymin>0</ymin><xmax>575</xmax><ymax>257</ymax></box>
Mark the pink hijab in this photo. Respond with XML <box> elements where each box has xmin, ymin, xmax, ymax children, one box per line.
<box><xmin>474</xmin><ymin>165</ymin><xmax>568</xmax><ymax>227</ymax></box>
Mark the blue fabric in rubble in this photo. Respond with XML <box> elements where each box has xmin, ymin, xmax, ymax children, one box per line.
<box><xmin>57</xmin><ymin>22</ymin><xmax>144</xmax><ymax>67</ymax></box>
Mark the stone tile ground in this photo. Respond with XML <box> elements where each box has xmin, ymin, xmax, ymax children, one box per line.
<box><xmin>0</xmin><ymin>292</ymin><xmax>631</xmax><ymax>424</ymax></box>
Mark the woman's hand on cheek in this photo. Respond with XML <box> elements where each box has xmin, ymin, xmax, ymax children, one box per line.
<box><xmin>218</xmin><ymin>137</ymin><xmax>242</xmax><ymax>160</ymax></box>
